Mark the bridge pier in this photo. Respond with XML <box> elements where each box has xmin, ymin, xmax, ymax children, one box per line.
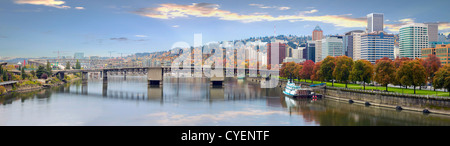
<box><xmin>210</xmin><ymin>74</ymin><xmax>224</xmax><ymax>86</ymax></box>
<box><xmin>124</xmin><ymin>70</ymin><xmax>127</xmax><ymax>80</ymax></box>
<box><xmin>147</xmin><ymin>67</ymin><xmax>163</xmax><ymax>85</ymax></box>
<box><xmin>102</xmin><ymin>71</ymin><xmax>108</xmax><ymax>80</ymax></box>
<box><xmin>58</xmin><ymin>72</ymin><xmax>65</xmax><ymax>81</ymax></box>
<box><xmin>82</xmin><ymin>72</ymin><xmax>88</xmax><ymax>82</ymax></box>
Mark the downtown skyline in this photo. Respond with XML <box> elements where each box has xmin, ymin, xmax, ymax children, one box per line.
<box><xmin>0</xmin><ymin>0</ymin><xmax>449</xmax><ymax>58</ymax></box>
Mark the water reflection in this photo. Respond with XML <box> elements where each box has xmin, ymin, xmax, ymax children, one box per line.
<box><xmin>0</xmin><ymin>76</ymin><xmax>449</xmax><ymax>126</ymax></box>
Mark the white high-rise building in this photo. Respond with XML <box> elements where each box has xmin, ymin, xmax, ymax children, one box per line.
<box><xmin>361</xmin><ymin>31</ymin><xmax>395</xmax><ymax>64</ymax></box>
<box><xmin>399</xmin><ymin>23</ymin><xmax>429</xmax><ymax>59</ymax></box>
<box><xmin>352</xmin><ymin>32</ymin><xmax>364</xmax><ymax>61</ymax></box>
<box><xmin>321</xmin><ymin>36</ymin><xmax>344</xmax><ymax>60</ymax></box>
<box><xmin>367</xmin><ymin>13</ymin><xmax>384</xmax><ymax>33</ymax></box>
<box><xmin>315</xmin><ymin>40</ymin><xmax>323</xmax><ymax>62</ymax></box>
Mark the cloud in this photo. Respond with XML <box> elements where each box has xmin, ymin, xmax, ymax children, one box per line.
<box><xmin>172</xmin><ymin>25</ymin><xmax>180</xmax><ymax>28</ymax></box>
<box><xmin>133</xmin><ymin>3</ymin><xmax>449</xmax><ymax>32</ymax></box>
<box><xmin>14</xmin><ymin>0</ymin><xmax>71</xmax><ymax>9</ymax></box>
<box><xmin>75</xmin><ymin>7</ymin><xmax>85</xmax><ymax>10</ymax></box>
<box><xmin>145</xmin><ymin>109</ymin><xmax>285</xmax><ymax>125</ymax></box>
<box><xmin>249</xmin><ymin>3</ymin><xmax>290</xmax><ymax>10</ymax></box>
<box><xmin>135</xmin><ymin>35</ymin><xmax>148</xmax><ymax>37</ymax></box>
<box><xmin>110</xmin><ymin>37</ymin><xmax>128</xmax><ymax>41</ymax></box>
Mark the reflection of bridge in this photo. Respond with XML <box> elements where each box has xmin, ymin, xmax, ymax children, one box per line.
<box><xmin>54</xmin><ymin>66</ymin><xmax>279</xmax><ymax>86</ymax></box>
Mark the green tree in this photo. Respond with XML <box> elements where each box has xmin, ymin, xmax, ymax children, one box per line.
<box><xmin>21</xmin><ymin>67</ymin><xmax>27</xmax><ymax>80</ymax></box>
<box><xmin>396</xmin><ymin>60</ymin><xmax>427</xmax><ymax>94</ymax></box>
<box><xmin>75</xmin><ymin>60</ymin><xmax>81</xmax><ymax>69</ymax></box>
<box><xmin>65</xmin><ymin>61</ymin><xmax>71</xmax><ymax>70</ymax></box>
<box><xmin>433</xmin><ymin>64</ymin><xmax>450</xmax><ymax>96</ymax></box>
<box><xmin>333</xmin><ymin>56</ymin><xmax>353</xmax><ymax>88</ymax></box>
<box><xmin>319</xmin><ymin>56</ymin><xmax>336</xmax><ymax>86</ymax></box>
<box><xmin>36</xmin><ymin>65</ymin><xmax>47</xmax><ymax>79</ymax></box>
<box><xmin>350</xmin><ymin>59</ymin><xmax>373</xmax><ymax>90</ymax></box>
<box><xmin>30</xmin><ymin>70</ymin><xmax>36</xmax><ymax>78</ymax></box>
<box><xmin>46</xmin><ymin>60</ymin><xmax>52</xmax><ymax>76</ymax></box>
<box><xmin>374</xmin><ymin>57</ymin><xmax>395</xmax><ymax>92</ymax></box>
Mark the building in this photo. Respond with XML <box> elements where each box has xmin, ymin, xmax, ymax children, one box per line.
<box><xmin>321</xmin><ymin>36</ymin><xmax>344</xmax><ymax>60</ymax></box>
<box><xmin>267</xmin><ymin>42</ymin><xmax>286</xmax><ymax>66</ymax></box>
<box><xmin>394</xmin><ymin>44</ymin><xmax>400</xmax><ymax>59</ymax></box>
<box><xmin>429</xmin><ymin>42</ymin><xmax>450</xmax><ymax>48</ymax></box>
<box><xmin>306</xmin><ymin>40</ymin><xmax>316</xmax><ymax>62</ymax></box>
<box><xmin>352</xmin><ymin>32</ymin><xmax>365</xmax><ymax>61</ymax></box>
<box><xmin>283</xmin><ymin>57</ymin><xmax>305</xmax><ymax>63</ymax></box>
<box><xmin>344</xmin><ymin>30</ymin><xmax>365</xmax><ymax>59</ymax></box>
<box><xmin>361</xmin><ymin>31</ymin><xmax>395</xmax><ymax>64</ymax></box>
<box><xmin>422</xmin><ymin>44</ymin><xmax>450</xmax><ymax>65</ymax></box>
<box><xmin>74</xmin><ymin>52</ymin><xmax>85</xmax><ymax>60</ymax></box>
<box><xmin>367</xmin><ymin>13</ymin><xmax>384</xmax><ymax>33</ymax></box>
<box><xmin>312</xmin><ymin>25</ymin><xmax>323</xmax><ymax>41</ymax></box>
<box><xmin>425</xmin><ymin>22</ymin><xmax>439</xmax><ymax>43</ymax></box>
<box><xmin>438</xmin><ymin>33</ymin><xmax>449</xmax><ymax>42</ymax></box>
<box><xmin>315</xmin><ymin>40</ymin><xmax>323</xmax><ymax>62</ymax></box>
<box><xmin>399</xmin><ymin>23</ymin><xmax>429</xmax><ymax>59</ymax></box>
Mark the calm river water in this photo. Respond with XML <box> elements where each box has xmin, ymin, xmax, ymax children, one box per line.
<box><xmin>0</xmin><ymin>76</ymin><xmax>449</xmax><ymax>126</ymax></box>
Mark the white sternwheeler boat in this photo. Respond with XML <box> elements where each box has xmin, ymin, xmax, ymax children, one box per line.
<box><xmin>282</xmin><ymin>80</ymin><xmax>322</xmax><ymax>98</ymax></box>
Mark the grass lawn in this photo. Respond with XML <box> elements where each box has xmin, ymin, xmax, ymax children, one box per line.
<box><xmin>286</xmin><ymin>78</ymin><xmax>450</xmax><ymax>97</ymax></box>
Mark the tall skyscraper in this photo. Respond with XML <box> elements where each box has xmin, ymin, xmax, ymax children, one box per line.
<box><xmin>267</xmin><ymin>42</ymin><xmax>286</xmax><ymax>66</ymax></box>
<box><xmin>367</xmin><ymin>13</ymin><xmax>384</xmax><ymax>33</ymax></box>
<box><xmin>425</xmin><ymin>22</ymin><xmax>439</xmax><ymax>43</ymax></box>
<box><xmin>307</xmin><ymin>40</ymin><xmax>316</xmax><ymax>62</ymax></box>
<box><xmin>399</xmin><ymin>23</ymin><xmax>429</xmax><ymax>59</ymax></box>
<box><xmin>312</xmin><ymin>25</ymin><xmax>323</xmax><ymax>41</ymax></box>
<box><xmin>344</xmin><ymin>30</ymin><xmax>365</xmax><ymax>59</ymax></box>
<box><xmin>315</xmin><ymin>40</ymin><xmax>323</xmax><ymax>62</ymax></box>
<box><xmin>361</xmin><ymin>31</ymin><xmax>395</xmax><ymax>64</ymax></box>
<box><xmin>321</xmin><ymin>36</ymin><xmax>344</xmax><ymax>60</ymax></box>
<box><xmin>352</xmin><ymin>32</ymin><xmax>364</xmax><ymax>61</ymax></box>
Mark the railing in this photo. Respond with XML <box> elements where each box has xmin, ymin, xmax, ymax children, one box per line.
<box><xmin>324</xmin><ymin>86</ymin><xmax>449</xmax><ymax>100</ymax></box>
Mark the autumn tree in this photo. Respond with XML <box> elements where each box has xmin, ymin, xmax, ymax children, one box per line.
<box><xmin>396</xmin><ymin>60</ymin><xmax>427</xmax><ymax>94</ymax></box>
<box><xmin>422</xmin><ymin>54</ymin><xmax>441</xmax><ymax>86</ymax></box>
<box><xmin>319</xmin><ymin>56</ymin><xmax>336</xmax><ymax>86</ymax></box>
<box><xmin>300</xmin><ymin>60</ymin><xmax>314</xmax><ymax>82</ymax></box>
<box><xmin>350</xmin><ymin>59</ymin><xmax>373</xmax><ymax>90</ymax></box>
<box><xmin>311</xmin><ymin>62</ymin><xmax>322</xmax><ymax>84</ymax></box>
<box><xmin>280</xmin><ymin>62</ymin><xmax>301</xmax><ymax>79</ymax></box>
<box><xmin>433</xmin><ymin>64</ymin><xmax>450</xmax><ymax>96</ymax></box>
<box><xmin>374</xmin><ymin>57</ymin><xmax>395</xmax><ymax>92</ymax></box>
<box><xmin>333</xmin><ymin>56</ymin><xmax>353</xmax><ymax>88</ymax></box>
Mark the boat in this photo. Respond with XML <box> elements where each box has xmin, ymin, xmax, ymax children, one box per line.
<box><xmin>283</xmin><ymin>80</ymin><xmax>322</xmax><ymax>98</ymax></box>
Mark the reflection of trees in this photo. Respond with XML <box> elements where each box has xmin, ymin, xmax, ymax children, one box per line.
<box><xmin>280</xmin><ymin>97</ymin><xmax>450</xmax><ymax>126</ymax></box>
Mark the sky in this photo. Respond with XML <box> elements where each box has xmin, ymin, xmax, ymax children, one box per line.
<box><xmin>0</xmin><ymin>0</ymin><xmax>449</xmax><ymax>58</ymax></box>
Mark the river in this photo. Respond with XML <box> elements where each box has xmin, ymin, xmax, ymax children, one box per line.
<box><xmin>0</xmin><ymin>76</ymin><xmax>449</xmax><ymax>126</ymax></box>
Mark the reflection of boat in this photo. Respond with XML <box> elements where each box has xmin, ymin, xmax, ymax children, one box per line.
<box><xmin>283</xmin><ymin>80</ymin><xmax>322</xmax><ymax>98</ymax></box>
<box><xmin>284</xmin><ymin>96</ymin><xmax>297</xmax><ymax>108</ymax></box>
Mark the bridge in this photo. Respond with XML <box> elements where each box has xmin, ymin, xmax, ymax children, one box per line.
<box><xmin>53</xmin><ymin>66</ymin><xmax>279</xmax><ymax>86</ymax></box>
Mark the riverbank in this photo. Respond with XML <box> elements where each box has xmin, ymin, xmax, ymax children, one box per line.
<box><xmin>0</xmin><ymin>76</ymin><xmax>81</xmax><ymax>97</ymax></box>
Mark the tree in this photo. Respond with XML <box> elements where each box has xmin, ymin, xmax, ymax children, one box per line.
<box><xmin>21</xmin><ymin>67</ymin><xmax>27</xmax><ymax>80</ymax></box>
<box><xmin>65</xmin><ymin>61</ymin><xmax>71</xmax><ymax>70</ymax></box>
<box><xmin>433</xmin><ymin>64</ymin><xmax>450</xmax><ymax>96</ymax></box>
<box><xmin>311</xmin><ymin>62</ymin><xmax>322</xmax><ymax>84</ymax></box>
<box><xmin>300</xmin><ymin>60</ymin><xmax>314</xmax><ymax>82</ymax></box>
<box><xmin>41</xmin><ymin>73</ymin><xmax>48</xmax><ymax>79</ymax></box>
<box><xmin>280</xmin><ymin>62</ymin><xmax>301</xmax><ymax>79</ymax></box>
<box><xmin>350</xmin><ymin>59</ymin><xmax>373</xmax><ymax>90</ymax></box>
<box><xmin>396</xmin><ymin>60</ymin><xmax>427</xmax><ymax>94</ymax></box>
<box><xmin>36</xmin><ymin>65</ymin><xmax>47</xmax><ymax>79</ymax></box>
<box><xmin>333</xmin><ymin>56</ymin><xmax>353</xmax><ymax>88</ymax></box>
<box><xmin>319</xmin><ymin>56</ymin><xmax>336</xmax><ymax>86</ymax></box>
<box><xmin>374</xmin><ymin>57</ymin><xmax>395</xmax><ymax>92</ymax></box>
<box><xmin>422</xmin><ymin>54</ymin><xmax>441</xmax><ymax>86</ymax></box>
<box><xmin>46</xmin><ymin>60</ymin><xmax>52</xmax><ymax>76</ymax></box>
<box><xmin>75</xmin><ymin>60</ymin><xmax>81</xmax><ymax>69</ymax></box>
<box><xmin>30</xmin><ymin>70</ymin><xmax>36</xmax><ymax>78</ymax></box>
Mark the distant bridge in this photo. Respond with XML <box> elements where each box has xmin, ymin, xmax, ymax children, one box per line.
<box><xmin>53</xmin><ymin>66</ymin><xmax>279</xmax><ymax>85</ymax></box>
